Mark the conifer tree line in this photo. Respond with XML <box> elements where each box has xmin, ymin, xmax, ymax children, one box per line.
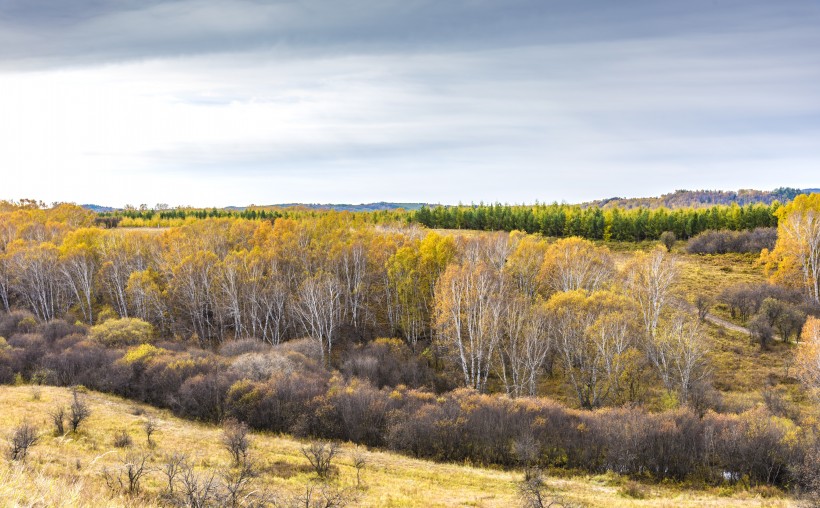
<box><xmin>99</xmin><ymin>200</ymin><xmax>779</xmax><ymax>242</ymax></box>
<box><xmin>411</xmin><ymin>202</ymin><xmax>779</xmax><ymax>240</ymax></box>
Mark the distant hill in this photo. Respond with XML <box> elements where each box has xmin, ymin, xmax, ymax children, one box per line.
<box><xmin>81</xmin><ymin>204</ymin><xmax>116</xmax><ymax>213</ymax></box>
<box><xmin>84</xmin><ymin>202</ymin><xmax>429</xmax><ymax>213</ymax></box>
<box><xmin>83</xmin><ymin>189</ymin><xmax>820</xmax><ymax>215</ymax></box>
<box><xmin>237</xmin><ymin>202</ymin><xmax>429</xmax><ymax>212</ymax></box>
<box><xmin>582</xmin><ymin>187</ymin><xmax>819</xmax><ymax>209</ymax></box>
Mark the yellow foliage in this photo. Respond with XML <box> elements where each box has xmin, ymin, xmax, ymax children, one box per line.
<box><xmin>795</xmin><ymin>316</ymin><xmax>820</xmax><ymax>392</ymax></box>
<box><xmin>764</xmin><ymin>193</ymin><xmax>820</xmax><ymax>303</ymax></box>
<box><xmin>90</xmin><ymin>317</ymin><xmax>154</xmax><ymax>347</ymax></box>
<box><xmin>540</xmin><ymin>237</ymin><xmax>614</xmax><ymax>293</ymax></box>
<box><xmin>121</xmin><ymin>343</ymin><xmax>166</xmax><ymax>365</ymax></box>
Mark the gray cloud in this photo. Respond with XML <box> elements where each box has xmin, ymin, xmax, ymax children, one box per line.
<box><xmin>2</xmin><ymin>0</ymin><xmax>817</xmax><ymax>70</ymax></box>
<box><xmin>0</xmin><ymin>0</ymin><xmax>818</xmax><ymax>205</ymax></box>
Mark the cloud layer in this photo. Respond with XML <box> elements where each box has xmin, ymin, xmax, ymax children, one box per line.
<box><xmin>0</xmin><ymin>0</ymin><xmax>818</xmax><ymax>206</ymax></box>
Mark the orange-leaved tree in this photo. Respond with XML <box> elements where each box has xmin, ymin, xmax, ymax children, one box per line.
<box><xmin>762</xmin><ymin>193</ymin><xmax>820</xmax><ymax>304</ymax></box>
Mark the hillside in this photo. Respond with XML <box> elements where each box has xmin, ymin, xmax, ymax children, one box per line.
<box><xmin>246</xmin><ymin>202</ymin><xmax>430</xmax><ymax>212</ymax></box>
<box><xmin>85</xmin><ymin>202</ymin><xmax>430</xmax><ymax>213</ymax></box>
<box><xmin>82</xmin><ymin>188</ymin><xmax>820</xmax><ymax>216</ymax></box>
<box><xmin>583</xmin><ymin>188</ymin><xmax>819</xmax><ymax>210</ymax></box>
<box><xmin>0</xmin><ymin>386</ymin><xmax>796</xmax><ymax>507</ymax></box>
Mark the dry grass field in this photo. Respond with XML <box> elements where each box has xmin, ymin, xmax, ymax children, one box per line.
<box><xmin>0</xmin><ymin>386</ymin><xmax>798</xmax><ymax>508</ymax></box>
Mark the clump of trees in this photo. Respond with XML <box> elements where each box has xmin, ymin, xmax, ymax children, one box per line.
<box><xmin>686</xmin><ymin>227</ymin><xmax>777</xmax><ymax>254</ymax></box>
<box><xmin>717</xmin><ymin>283</ymin><xmax>815</xmax><ymax>347</ymax></box>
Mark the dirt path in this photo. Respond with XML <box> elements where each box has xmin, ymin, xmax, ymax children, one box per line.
<box><xmin>702</xmin><ymin>312</ymin><xmax>752</xmax><ymax>335</ymax></box>
<box><xmin>675</xmin><ymin>298</ymin><xmax>789</xmax><ymax>344</ymax></box>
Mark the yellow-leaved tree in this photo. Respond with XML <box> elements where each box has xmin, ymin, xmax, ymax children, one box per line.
<box><xmin>795</xmin><ymin>316</ymin><xmax>820</xmax><ymax>396</ymax></box>
<box><xmin>762</xmin><ymin>193</ymin><xmax>820</xmax><ymax>304</ymax></box>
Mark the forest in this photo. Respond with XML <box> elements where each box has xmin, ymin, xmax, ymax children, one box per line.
<box><xmin>100</xmin><ymin>199</ymin><xmax>780</xmax><ymax>241</ymax></box>
<box><xmin>1</xmin><ymin>194</ymin><xmax>820</xmax><ymax>507</ymax></box>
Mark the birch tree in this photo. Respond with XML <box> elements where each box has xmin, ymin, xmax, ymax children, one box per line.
<box><xmin>434</xmin><ymin>259</ymin><xmax>503</xmax><ymax>392</ymax></box>
<box><xmin>764</xmin><ymin>194</ymin><xmax>820</xmax><ymax>304</ymax></box>
<box><xmin>7</xmin><ymin>240</ymin><xmax>64</xmax><ymax>321</ymax></box>
<box><xmin>58</xmin><ymin>228</ymin><xmax>102</xmax><ymax>324</ymax></box>
<box><xmin>625</xmin><ymin>247</ymin><xmax>679</xmax><ymax>339</ymax></box>
<box><xmin>294</xmin><ymin>271</ymin><xmax>342</xmax><ymax>365</ymax></box>
<box><xmin>645</xmin><ymin>314</ymin><xmax>710</xmax><ymax>403</ymax></box>
<box><xmin>496</xmin><ymin>295</ymin><xmax>551</xmax><ymax>397</ymax></box>
<box><xmin>546</xmin><ymin>290</ymin><xmax>638</xmax><ymax>408</ymax></box>
<box><xmin>169</xmin><ymin>251</ymin><xmax>222</xmax><ymax>344</ymax></box>
<box><xmin>540</xmin><ymin>237</ymin><xmax>614</xmax><ymax>294</ymax></box>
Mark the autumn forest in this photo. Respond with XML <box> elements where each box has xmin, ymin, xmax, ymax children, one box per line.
<box><xmin>2</xmin><ymin>195</ymin><xmax>820</xmax><ymax>507</ymax></box>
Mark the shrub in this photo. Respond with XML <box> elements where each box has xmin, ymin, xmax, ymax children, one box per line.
<box><xmin>69</xmin><ymin>388</ymin><xmax>91</xmax><ymax>432</ymax></box>
<box><xmin>301</xmin><ymin>441</ymin><xmax>340</xmax><ymax>478</ymax></box>
<box><xmin>160</xmin><ymin>452</ymin><xmax>188</xmax><ymax>495</ymax></box>
<box><xmin>341</xmin><ymin>338</ymin><xmax>432</xmax><ymax>389</ymax></box>
<box><xmin>219</xmin><ymin>459</ymin><xmax>259</xmax><ymax>507</ymax></box>
<box><xmin>686</xmin><ymin>227</ymin><xmax>777</xmax><ymax>254</ymax></box>
<box><xmin>113</xmin><ymin>429</ymin><xmax>133</xmax><ymax>448</ymax></box>
<box><xmin>49</xmin><ymin>406</ymin><xmax>66</xmax><ymax>435</ymax></box>
<box><xmin>222</xmin><ymin>418</ymin><xmax>250</xmax><ymax>466</ymax></box>
<box><xmin>90</xmin><ymin>317</ymin><xmax>154</xmax><ymax>347</ymax></box>
<box><xmin>749</xmin><ymin>314</ymin><xmax>775</xmax><ymax>349</ymax></box>
<box><xmin>659</xmin><ymin>231</ymin><xmax>676</xmax><ymax>252</ymax></box>
<box><xmin>143</xmin><ymin>417</ymin><xmax>158</xmax><ymax>446</ymax></box>
<box><xmin>620</xmin><ymin>480</ymin><xmax>649</xmax><ymax>499</ymax></box>
<box><xmin>0</xmin><ymin>311</ymin><xmax>37</xmax><ymax>337</ymax></box>
<box><xmin>7</xmin><ymin>421</ymin><xmax>38</xmax><ymax>461</ymax></box>
<box><xmin>177</xmin><ymin>372</ymin><xmax>231</xmax><ymax>422</ymax></box>
<box><xmin>350</xmin><ymin>447</ymin><xmax>367</xmax><ymax>487</ymax></box>
<box><xmin>695</xmin><ymin>294</ymin><xmax>712</xmax><ymax>321</ymax></box>
<box><xmin>39</xmin><ymin>319</ymin><xmax>86</xmax><ymax>345</ymax></box>
<box><xmin>289</xmin><ymin>482</ymin><xmax>354</xmax><ymax>508</ymax></box>
<box><xmin>102</xmin><ymin>452</ymin><xmax>152</xmax><ymax>495</ymax></box>
<box><xmin>122</xmin><ymin>343</ymin><xmax>166</xmax><ymax>365</ymax></box>
<box><xmin>179</xmin><ymin>461</ymin><xmax>219</xmax><ymax>506</ymax></box>
<box><xmin>220</xmin><ymin>338</ymin><xmax>270</xmax><ymax>357</ymax></box>
<box><xmin>329</xmin><ymin>378</ymin><xmax>390</xmax><ymax>446</ymax></box>
<box><xmin>519</xmin><ymin>467</ymin><xmax>578</xmax><ymax>508</ymax></box>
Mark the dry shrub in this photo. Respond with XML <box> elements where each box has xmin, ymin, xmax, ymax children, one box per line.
<box><xmin>300</xmin><ymin>441</ymin><xmax>340</xmax><ymax>479</ymax></box>
<box><xmin>113</xmin><ymin>429</ymin><xmax>132</xmax><ymax>448</ymax></box>
<box><xmin>7</xmin><ymin>421</ymin><xmax>38</xmax><ymax>461</ymax></box>
<box><xmin>619</xmin><ymin>480</ymin><xmax>649</xmax><ymax>499</ymax></box>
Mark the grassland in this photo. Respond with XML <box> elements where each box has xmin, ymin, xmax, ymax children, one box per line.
<box><xmin>0</xmin><ymin>386</ymin><xmax>799</xmax><ymax>507</ymax></box>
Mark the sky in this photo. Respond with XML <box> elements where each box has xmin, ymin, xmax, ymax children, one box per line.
<box><xmin>0</xmin><ymin>0</ymin><xmax>819</xmax><ymax>207</ymax></box>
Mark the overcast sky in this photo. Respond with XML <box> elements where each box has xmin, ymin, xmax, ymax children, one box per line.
<box><xmin>1</xmin><ymin>0</ymin><xmax>818</xmax><ymax>207</ymax></box>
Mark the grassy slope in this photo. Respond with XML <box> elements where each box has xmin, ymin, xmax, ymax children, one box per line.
<box><xmin>672</xmin><ymin>251</ymin><xmax>808</xmax><ymax>413</ymax></box>
<box><xmin>0</xmin><ymin>386</ymin><xmax>795</xmax><ymax>508</ymax></box>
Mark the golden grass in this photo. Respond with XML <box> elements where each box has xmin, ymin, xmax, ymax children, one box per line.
<box><xmin>675</xmin><ymin>252</ymin><xmax>766</xmax><ymax>320</ymax></box>
<box><xmin>0</xmin><ymin>386</ymin><xmax>800</xmax><ymax>507</ymax></box>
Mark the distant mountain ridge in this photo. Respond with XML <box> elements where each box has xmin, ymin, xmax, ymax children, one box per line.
<box><xmin>81</xmin><ymin>189</ymin><xmax>820</xmax><ymax>213</ymax></box>
<box><xmin>81</xmin><ymin>204</ymin><xmax>116</xmax><ymax>213</ymax></box>
<box><xmin>581</xmin><ymin>188</ymin><xmax>820</xmax><ymax>210</ymax></box>
<box><xmin>81</xmin><ymin>202</ymin><xmax>429</xmax><ymax>213</ymax></box>
<box><xmin>234</xmin><ymin>202</ymin><xmax>429</xmax><ymax>212</ymax></box>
